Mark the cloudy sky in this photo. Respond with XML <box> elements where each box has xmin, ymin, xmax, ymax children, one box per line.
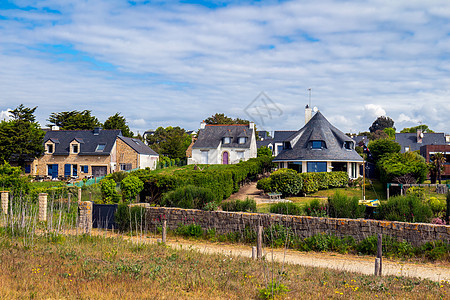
<box><xmin>1</xmin><ymin>0</ymin><xmax>449</xmax><ymax>135</ymax></box>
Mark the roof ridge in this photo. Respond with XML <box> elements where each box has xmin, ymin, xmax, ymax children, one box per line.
<box><xmin>205</xmin><ymin>124</ymin><xmax>249</xmax><ymax>127</ymax></box>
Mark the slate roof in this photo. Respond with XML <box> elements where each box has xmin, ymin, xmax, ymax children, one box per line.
<box><xmin>193</xmin><ymin>124</ymin><xmax>253</xmax><ymax>149</ymax></box>
<box><xmin>395</xmin><ymin>132</ymin><xmax>446</xmax><ymax>153</ymax></box>
<box><xmin>273</xmin><ymin>111</ymin><xmax>363</xmax><ymax>162</ymax></box>
<box><xmin>44</xmin><ymin>129</ymin><xmax>122</xmax><ymax>156</ymax></box>
<box><xmin>118</xmin><ymin>136</ymin><xmax>159</xmax><ymax>156</ymax></box>
<box><xmin>351</xmin><ymin>135</ymin><xmax>369</xmax><ymax>146</ymax></box>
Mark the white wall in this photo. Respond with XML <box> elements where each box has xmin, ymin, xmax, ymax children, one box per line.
<box><xmin>139</xmin><ymin>154</ymin><xmax>159</xmax><ymax>170</ymax></box>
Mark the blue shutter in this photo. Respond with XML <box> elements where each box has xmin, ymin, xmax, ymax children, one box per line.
<box><xmin>64</xmin><ymin>164</ymin><xmax>71</xmax><ymax>177</ymax></box>
<box><xmin>48</xmin><ymin>165</ymin><xmax>52</xmax><ymax>177</ymax></box>
<box><xmin>84</xmin><ymin>165</ymin><xmax>89</xmax><ymax>173</ymax></box>
<box><xmin>25</xmin><ymin>164</ymin><xmax>31</xmax><ymax>174</ymax></box>
<box><xmin>52</xmin><ymin>164</ymin><xmax>59</xmax><ymax>178</ymax></box>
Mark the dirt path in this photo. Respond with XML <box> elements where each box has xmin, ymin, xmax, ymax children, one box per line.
<box><xmin>226</xmin><ymin>182</ymin><xmax>287</xmax><ymax>204</ymax></box>
<box><xmin>92</xmin><ymin>230</ymin><xmax>450</xmax><ymax>283</ymax></box>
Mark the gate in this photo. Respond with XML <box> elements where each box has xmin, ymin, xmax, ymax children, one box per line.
<box><xmin>92</xmin><ymin>203</ymin><xmax>118</xmax><ymax>229</ymax></box>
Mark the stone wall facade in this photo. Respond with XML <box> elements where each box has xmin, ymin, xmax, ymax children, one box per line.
<box><xmin>116</xmin><ymin>138</ymin><xmax>139</xmax><ymax>171</ymax></box>
<box><xmin>145</xmin><ymin>207</ymin><xmax>450</xmax><ymax>246</ymax></box>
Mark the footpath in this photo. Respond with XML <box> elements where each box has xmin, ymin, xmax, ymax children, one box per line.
<box><xmin>92</xmin><ymin>229</ymin><xmax>450</xmax><ymax>283</ymax></box>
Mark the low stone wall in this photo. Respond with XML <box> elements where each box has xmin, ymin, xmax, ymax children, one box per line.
<box><xmin>145</xmin><ymin>207</ymin><xmax>450</xmax><ymax>246</ymax></box>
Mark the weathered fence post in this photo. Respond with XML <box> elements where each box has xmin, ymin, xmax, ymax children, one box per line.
<box><xmin>1</xmin><ymin>191</ymin><xmax>9</xmax><ymax>215</ymax></box>
<box><xmin>78</xmin><ymin>201</ymin><xmax>93</xmax><ymax>234</ymax></box>
<box><xmin>162</xmin><ymin>220</ymin><xmax>167</xmax><ymax>243</ymax></box>
<box><xmin>78</xmin><ymin>188</ymin><xmax>82</xmax><ymax>202</ymax></box>
<box><xmin>67</xmin><ymin>193</ymin><xmax>71</xmax><ymax>213</ymax></box>
<box><xmin>257</xmin><ymin>224</ymin><xmax>263</xmax><ymax>259</ymax></box>
<box><xmin>376</xmin><ymin>233</ymin><xmax>383</xmax><ymax>276</ymax></box>
<box><xmin>252</xmin><ymin>246</ymin><xmax>257</xmax><ymax>260</ymax></box>
<box><xmin>38</xmin><ymin>193</ymin><xmax>48</xmax><ymax>222</ymax></box>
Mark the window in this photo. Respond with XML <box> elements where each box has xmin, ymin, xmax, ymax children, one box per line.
<box><xmin>201</xmin><ymin>150</ymin><xmax>209</xmax><ymax>164</ymax></box>
<box><xmin>277</xmin><ymin>145</ymin><xmax>283</xmax><ymax>155</ymax></box>
<box><xmin>24</xmin><ymin>164</ymin><xmax>31</xmax><ymax>174</ymax></box>
<box><xmin>405</xmin><ymin>147</ymin><xmax>410</xmax><ymax>152</ymax></box>
<box><xmin>344</xmin><ymin>141</ymin><xmax>353</xmax><ymax>150</ymax></box>
<box><xmin>72</xmin><ymin>164</ymin><xmax>77</xmax><ymax>176</ymax></box>
<box><xmin>223</xmin><ymin>137</ymin><xmax>232</xmax><ymax>144</ymax></box>
<box><xmin>47</xmin><ymin>144</ymin><xmax>53</xmax><ymax>154</ymax></box>
<box><xmin>307</xmin><ymin>162</ymin><xmax>327</xmax><ymax>172</ymax></box>
<box><xmin>95</xmin><ymin>144</ymin><xmax>106</xmax><ymax>152</ymax></box>
<box><xmin>120</xmin><ymin>163</ymin><xmax>132</xmax><ymax>171</ymax></box>
<box><xmin>238</xmin><ymin>137</ymin><xmax>247</xmax><ymax>144</ymax></box>
<box><xmin>81</xmin><ymin>165</ymin><xmax>89</xmax><ymax>173</ymax></box>
<box><xmin>72</xmin><ymin>144</ymin><xmax>79</xmax><ymax>153</ymax></box>
<box><xmin>311</xmin><ymin>141</ymin><xmax>324</xmax><ymax>149</ymax></box>
<box><xmin>236</xmin><ymin>151</ymin><xmax>245</xmax><ymax>160</ymax></box>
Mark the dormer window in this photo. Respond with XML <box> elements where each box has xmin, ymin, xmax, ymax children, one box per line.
<box><xmin>238</xmin><ymin>137</ymin><xmax>247</xmax><ymax>144</ymax></box>
<box><xmin>283</xmin><ymin>142</ymin><xmax>291</xmax><ymax>150</ymax></box>
<box><xmin>72</xmin><ymin>144</ymin><xmax>79</xmax><ymax>154</ymax></box>
<box><xmin>311</xmin><ymin>141</ymin><xmax>325</xmax><ymax>149</ymax></box>
<box><xmin>95</xmin><ymin>144</ymin><xmax>106</xmax><ymax>152</ymax></box>
<box><xmin>223</xmin><ymin>137</ymin><xmax>232</xmax><ymax>144</ymax></box>
<box><xmin>344</xmin><ymin>141</ymin><xmax>353</xmax><ymax>150</ymax></box>
<box><xmin>46</xmin><ymin>144</ymin><xmax>54</xmax><ymax>154</ymax></box>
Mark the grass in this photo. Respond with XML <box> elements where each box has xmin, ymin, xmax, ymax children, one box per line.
<box><xmin>0</xmin><ymin>233</ymin><xmax>449</xmax><ymax>299</ymax></box>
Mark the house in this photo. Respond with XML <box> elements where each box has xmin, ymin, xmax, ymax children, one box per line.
<box><xmin>256</xmin><ymin>131</ymin><xmax>297</xmax><ymax>156</ymax></box>
<box><xmin>272</xmin><ymin>108</ymin><xmax>363</xmax><ymax>179</ymax></box>
<box><xmin>395</xmin><ymin>130</ymin><xmax>446</xmax><ymax>153</ymax></box>
<box><xmin>420</xmin><ymin>144</ymin><xmax>450</xmax><ymax>179</ymax></box>
<box><xmin>188</xmin><ymin>122</ymin><xmax>257</xmax><ymax>165</ymax></box>
<box><xmin>29</xmin><ymin>128</ymin><xmax>158</xmax><ymax>179</ymax></box>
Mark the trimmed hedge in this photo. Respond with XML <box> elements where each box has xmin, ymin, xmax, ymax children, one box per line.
<box><xmin>269</xmin><ymin>202</ymin><xmax>302</xmax><ymax>215</ymax></box>
<box><xmin>257</xmin><ymin>170</ymin><xmax>348</xmax><ymax>196</ymax></box>
<box><xmin>137</xmin><ymin>156</ymin><xmax>274</xmax><ymax>204</ymax></box>
<box><xmin>161</xmin><ymin>185</ymin><xmax>216</xmax><ymax>210</ymax></box>
<box><xmin>221</xmin><ymin>198</ymin><xmax>257</xmax><ymax>212</ymax></box>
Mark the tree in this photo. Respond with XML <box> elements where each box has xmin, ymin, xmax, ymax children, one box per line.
<box><xmin>257</xmin><ymin>146</ymin><xmax>273</xmax><ymax>157</ymax></box>
<box><xmin>367</xmin><ymin>139</ymin><xmax>401</xmax><ymax>162</ymax></box>
<box><xmin>377</xmin><ymin>152</ymin><xmax>428</xmax><ymax>184</ymax></box>
<box><xmin>204</xmin><ymin>113</ymin><xmax>249</xmax><ymax>125</ymax></box>
<box><xmin>47</xmin><ymin>110</ymin><xmax>101</xmax><ymax>130</ymax></box>
<box><xmin>400</xmin><ymin>125</ymin><xmax>434</xmax><ymax>133</ymax></box>
<box><xmin>383</xmin><ymin>127</ymin><xmax>395</xmax><ymax>140</ymax></box>
<box><xmin>369</xmin><ymin>116</ymin><xmax>395</xmax><ymax>133</ymax></box>
<box><xmin>103</xmin><ymin>113</ymin><xmax>133</xmax><ymax>137</ymax></box>
<box><xmin>0</xmin><ymin>104</ymin><xmax>45</xmax><ymax>168</ymax></box>
<box><xmin>146</xmin><ymin>126</ymin><xmax>192</xmax><ymax>160</ymax></box>
<box><xmin>429</xmin><ymin>152</ymin><xmax>446</xmax><ymax>184</ymax></box>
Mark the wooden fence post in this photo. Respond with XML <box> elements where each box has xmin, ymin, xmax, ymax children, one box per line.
<box><xmin>162</xmin><ymin>220</ymin><xmax>167</xmax><ymax>243</ymax></box>
<box><xmin>78</xmin><ymin>188</ymin><xmax>82</xmax><ymax>202</ymax></box>
<box><xmin>1</xmin><ymin>191</ymin><xmax>9</xmax><ymax>215</ymax></box>
<box><xmin>257</xmin><ymin>224</ymin><xmax>263</xmax><ymax>259</ymax></box>
<box><xmin>376</xmin><ymin>233</ymin><xmax>383</xmax><ymax>276</ymax></box>
<box><xmin>38</xmin><ymin>193</ymin><xmax>48</xmax><ymax>222</ymax></box>
<box><xmin>252</xmin><ymin>246</ymin><xmax>257</xmax><ymax>260</ymax></box>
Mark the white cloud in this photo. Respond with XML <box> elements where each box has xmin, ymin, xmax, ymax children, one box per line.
<box><xmin>0</xmin><ymin>109</ymin><xmax>12</xmax><ymax>121</ymax></box>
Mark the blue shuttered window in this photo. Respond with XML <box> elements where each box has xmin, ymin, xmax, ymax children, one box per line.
<box><xmin>64</xmin><ymin>164</ymin><xmax>71</xmax><ymax>177</ymax></box>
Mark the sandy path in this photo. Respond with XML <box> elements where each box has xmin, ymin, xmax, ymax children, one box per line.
<box><xmin>92</xmin><ymin>229</ymin><xmax>450</xmax><ymax>283</ymax></box>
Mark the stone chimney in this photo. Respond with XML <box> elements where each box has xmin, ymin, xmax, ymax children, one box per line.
<box><xmin>200</xmin><ymin>121</ymin><xmax>206</xmax><ymax>129</ymax></box>
<box><xmin>417</xmin><ymin>129</ymin><xmax>423</xmax><ymax>143</ymax></box>
<box><xmin>305</xmin><ymin>105</ymin><xmax>312</xmax><ymax>124</ymax></box>
<box><xmin>249</xmin><ymin>122</ymin><xmax>255</xmax><ymax>129</ymax></box>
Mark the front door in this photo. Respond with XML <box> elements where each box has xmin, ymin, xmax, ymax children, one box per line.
<box><xmin>222</xmin><ymin>152</ymin><xmax>229</xmax><ymax>164</ymax></box>
<box><xmin>48</xmin><ymin>164</ymin><xmax>58</xmax><ymax>179</ymax></box>
<box><xmin>92</xmin><ymin>166</ymin><xmax>107</xmax><ymax>178</ymax></box>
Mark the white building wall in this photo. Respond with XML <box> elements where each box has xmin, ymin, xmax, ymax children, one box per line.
<box><xmin>139</xmin><ymin>154</ymin><xmax>159</xmax><ymax>170</ymax></box>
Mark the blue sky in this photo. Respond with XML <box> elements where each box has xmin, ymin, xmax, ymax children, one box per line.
<box><xmin>1</xmin><ymin>0</ymin><xmax>449</xmax><ymax>135</ymax></box>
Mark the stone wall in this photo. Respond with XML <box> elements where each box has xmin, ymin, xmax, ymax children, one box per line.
<box><xmin>145</xmin><ymin>207</ymin><xmax>450</xmax><ymax>246</ymax></box>
<box><xmin>116</xmin><ymin>138</ymin><xmax>138</xmax><ymax>170</ymax></box>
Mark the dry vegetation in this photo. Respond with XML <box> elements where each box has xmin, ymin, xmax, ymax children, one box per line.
<box><xmin>0</xmin><ymin>233</ymin><xmax>449</xmax><ymax>299</ymax></box>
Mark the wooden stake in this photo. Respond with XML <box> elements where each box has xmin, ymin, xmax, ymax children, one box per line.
<box><xmin>377</xmin><ymin>233</ymin><xmax>383</xmax><ymax>276</ymax></box>
<box><xmin>252</xmin><ymin>246</ymin><xmax>257</xmax><ymax>260</ymax></box>
<box><xmin>257</xmin><ymin>225</ymin><xmax>263</xmax><ymax>259</ymax></box>
<box><xmin>162</xmin><ymin>220</ymin><xmax>167</xmax><ymax>243</ymax></box>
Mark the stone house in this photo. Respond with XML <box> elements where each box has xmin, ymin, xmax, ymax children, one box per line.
<box><xmin>188</xmin><ymin>122</ymin><xmax>257</xmax><ymax>165</ymax></box>
<box><xmin>28</xmin><ymin>128</ymin><xmax>158</xmax><ymax>179</ymax></box>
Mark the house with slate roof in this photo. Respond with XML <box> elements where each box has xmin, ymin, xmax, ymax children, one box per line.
<box><xmin>188</xmin><ymin>122</ymin><xmax>257</xmax><ymax>165</ymax></box>
<box><xmin>29</xmin><ymin>127</ymin><xmax>158</xmax><ymax>179</ymax></box>
<box><xmin>395</xmin><ymin>130</ymin><xmax>446</xmax><ymax>153</ymax></box>
<box><xmin>257</xmin><ymin>131</ymin><xmax>298</xmax><ymax>157</ymax></box>
<box><xmin>273</xmin><ymin>110</ymin><xmax>363</xmax><ymax>179</ymax></box>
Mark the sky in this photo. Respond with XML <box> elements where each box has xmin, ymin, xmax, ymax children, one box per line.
<box><xmin>0</xmin><ymin>0</ymin><xmax>449</xmax><ymax>135</ymax></box>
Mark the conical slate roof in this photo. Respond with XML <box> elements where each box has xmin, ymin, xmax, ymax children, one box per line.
<box><xmin>273</xmin><ymin>111</ymin><xmax>363</xmax><ymax>162</ymax></box>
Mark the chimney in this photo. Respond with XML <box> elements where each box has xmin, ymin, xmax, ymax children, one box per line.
<box><xmin>94</xmin><ymin>127</ymin><xmax>102</xmax><ymax>135</ymax></box>
<box><xmin>200</xmin><ymin>121</ymin><xmax>206</xmax><ymax>129</ymax></box>
<box><xmin>249</xmin><ymin>122</ymin><xmax>255</xmax><ymax>129</ymax></box>
<box><xmin>417</xmin><ymin>129</ymin><xmax>423</xmax><ymax>143</ymax></box>
<box><xmin>51</xmin><ymin>125</ymin><xmax>60</xmax><ymax>131</ymax></box>
<box><xmin>305</xmin><ymin>105</ymin><xmax>312</xmax><ymax>124</ymax></box>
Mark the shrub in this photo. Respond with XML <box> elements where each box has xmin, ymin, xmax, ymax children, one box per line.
<box><xmin>161</xmin><ymin>185</ymin><xmax>216</xmax><ymax>209</ymax></box>
<box><xmin>221</xmin><ymin>198</ymin><xmax>257</xmax><ymax>212</ymax></box>
<box><xmin>269</xmin><ymin>169</ymin><xmax>302</xmax><ymax>197</ymax></box>
<box><xmin>377</xmin><ymin>194</ymin><xmax>432</xmax><ymax>223</ymax></box>
<box><xmin>100</xmin><ymin>179</ymin><xmax>120</xmax><ymax>203</ymax></box>
<box><xmin>114</xmin><ymin>204</ymin><xmax>145</xmax><ymax>232</ymax></box>
<box><xmin>105</xmin><ymin>171</ymin><xmax>129</xmax><ymax>183</ymax></box>
<box><xmin>0</xmin><ymin>162</ymin><xmax>31</xmax><ymax>194</ymax></box>
<box><xmin>327</xmin><ymin>192</ymin><xmax>364</xmax><ymax>219</ymax></box>
<box><xmin>256</xmin><ymin>177</ymin><xmax>272</xmax><ymax>193</ymax></box>
<box><xmin>175</xmin><ymin>223</ymin><xmax>203</xmax><ymax>238</ymax></box>
<box><xmin>269</xmin><ymin>202</ymin><xmax>302</xmax><ymax>216</ymax></box>
<box><xmin>120</xmin><ymin>175</ymin><xmax>144</xmax><ymax>203</ymax></box>
<box><xmin>304</xmin><ymin>199</ymin><xmax>327</xmax><ymax>217</ymax></box>
<box><xmin>427</xmin><ymin>197</ymin><xmax>446</xmax><ymax>215</ymax></box>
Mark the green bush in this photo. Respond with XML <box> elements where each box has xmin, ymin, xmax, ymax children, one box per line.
<box><xmin>221</xmin><ymin>198</ymin><xmax>257</xmax><ymax>212</ymax></box>
<box><xmin>161</xmin><ymin>185</ymin><xmax>216</xmax><ymax>209</ymax></box>
<box><xmin>256</xmin><ymin>177</ymin><xmax>272</xmax><ymax>192</ymax></box>
<box><xmin>269</xmin><ymin>202</ymin><xmax>302</xmax><ymax>216</ymax></box>
<box><xmin>377</xmin><ymin>194</ymin><xmax>432</xmax><ymax>223</ymax></box>
<box><xmin>301</xmin><ymin>234</ymin><xmax>356</xmax><ymax>254</ymax></box>
<box><xmin>304</xmin><ymin>199</ymin><xmax>327</xmax><ymax>217</ymax></box>
<box><xmin>269</xmin><ymin>169</ymin><xmax>302</xmax><ymax>197</ymax></box>
<box><xmin>427</xmin><ymin>197</ymin><xmax>446</xmax><ymax>215</ymax></box>
<box><xmin>0</xmin><ymin>162</ymin><xmax>31</xmax><ymax>194</ymax></box>
<box><xmin>175</xmin><ymin>223</ymin><xmax>203</xmax><ymax>238</ymax></box>
<box><xmin>327</xmin><ymin>191</ymin><xmax>365</xmax><ymax>219</ymax></box>
<box><xmin>100</xmin><ymin>179</ymin><xmax>120</xmax><ymax>203</ymax></box>
<box><xmin>120</xmin><ymin>175</ymin><xmax>144</xmax><ymax>203</ymax></box>
<box><xmin>104</xmin><ymin>171</ymin><xmax>129</xmax><ymax>183</ymax></box>
<box><xmin>114</xmin><ymin>204</ymin><xmax>145</xmax><ymax>232</ymax></box>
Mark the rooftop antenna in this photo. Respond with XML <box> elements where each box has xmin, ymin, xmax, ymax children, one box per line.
<box><xmin>307</xmin><ymin>88</ymin><xmax>312</xmax><ymax>107</ymax></box>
